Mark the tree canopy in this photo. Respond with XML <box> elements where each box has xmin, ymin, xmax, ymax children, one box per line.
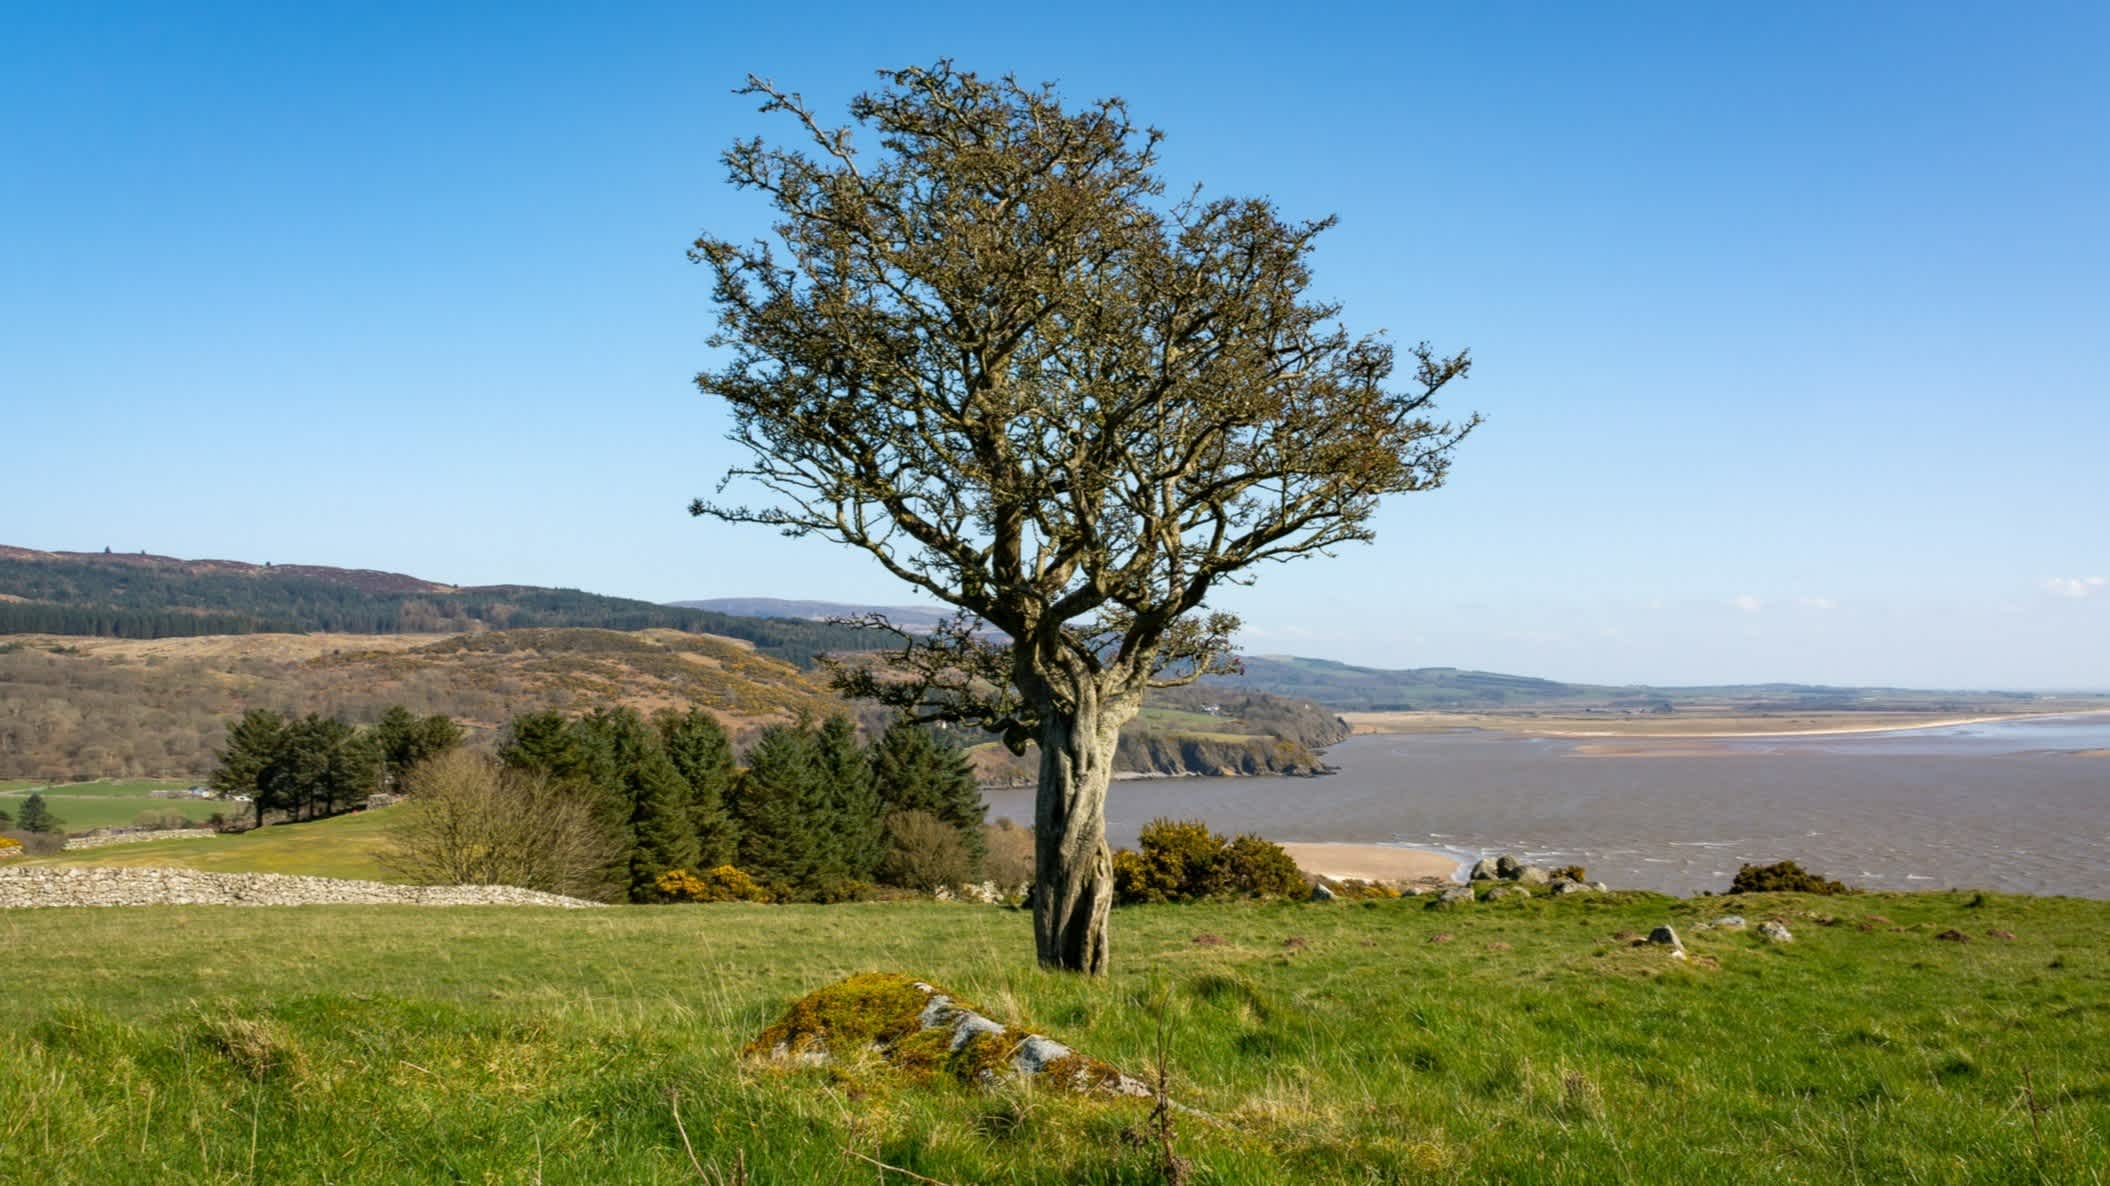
<box><xmin>691</xmin><ymin>63</ymin><xmax>1473</xmax><ymax>971</ymax></box>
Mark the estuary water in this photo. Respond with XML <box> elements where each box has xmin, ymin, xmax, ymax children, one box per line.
<box><xmin>983</xmin><ymin>714</ymin><xmax>2110</xmax><ymax>897</ymax></box>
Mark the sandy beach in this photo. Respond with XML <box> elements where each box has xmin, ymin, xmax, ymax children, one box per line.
<box><xmin>1277</xmin><ymin>842</ymin><xmax>1461</xmax><ymax>883</ymax></box>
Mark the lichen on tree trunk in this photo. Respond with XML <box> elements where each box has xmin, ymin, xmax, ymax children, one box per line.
<box><xmin>1032</xmin><ymin>692</ymin><xmax>1136</xmax><ymax>974</ymax></box>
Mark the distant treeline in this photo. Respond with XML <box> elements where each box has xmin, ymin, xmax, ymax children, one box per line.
<box><xmin>0</xmin><ymin>556</ymin><xmax>879</xmax><ymax>666</ymax></box>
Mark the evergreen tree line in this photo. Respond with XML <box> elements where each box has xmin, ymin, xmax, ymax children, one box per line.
<box><xmin>494</xmin><ymin>709</ymin><xmax>987</xmax><ymax>902</ymax></box>
<box><xmin>210</xmin><ymin>706</ymin><xmax>464</xmax><ymax>827</ymax></box>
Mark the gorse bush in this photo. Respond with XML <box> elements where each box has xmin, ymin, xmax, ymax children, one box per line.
<box><xmin>1113</xmin><ymin>819</ymin><xmax>1305</xmax><ymax>904</ymax></box>
<box><xmin>655</xmin><ymin>865</ymin><xmax>773</xmax><ymax>903</ymax></box>
<box><xmin>1729</xmin><ymin>860</ymin><xmax>1852</xmax><ymax>895</ymax></box>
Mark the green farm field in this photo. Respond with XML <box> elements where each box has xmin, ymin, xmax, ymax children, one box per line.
<box><xmin>0</xmin><ymin>779</ymin><xmax>214</xmax><ymax>832</ymax></box>
<box><xmin>27</xmin><ymin>806</ymin><xmax>400</xmax><ymax>880</ymax></box>
<box><xmin>3</xmin><ymin>890</ymin><xmax>2104</xmax><ymax>1184</ymax></box>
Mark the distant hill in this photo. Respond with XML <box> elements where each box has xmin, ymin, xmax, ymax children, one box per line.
<box><xmin>668</xmin><ymin>596</ymin><xmax>956</xmax><ymax>630</ymax></box>
<box><xmin>0</xmin><ymin>546</ymin><xmax>881</xmax><ymax>666</ymax></box>
<box><xmin>1216</xmin><ymin>654</ymin><xmax>2075</xmax><ymax>713</ymax></box>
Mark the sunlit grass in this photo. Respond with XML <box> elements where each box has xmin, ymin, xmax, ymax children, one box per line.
<box><xmin>29</xmin><ymin>808</ymin><xmax>400</xmax><ymax>880</ymax></box>
<box><xmin>3</xmin><ymin>890</ymin><xmax>2104</xmax><ymax>1183</ymax></box>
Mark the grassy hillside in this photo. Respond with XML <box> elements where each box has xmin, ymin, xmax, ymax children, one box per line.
<box><xmin>0</xmin><ymin>629</ymin><xmax>848</xmax><ymax>780</ymax></box>
<box><xmin>29</xmin><ymin>807</ymin><xmax>400</xmax><ymax>880</ymax></box>
<box><xmin>4</xmin><ymin>891</ymin><xmax>2103</xmax><ymax>1184</ymax></box>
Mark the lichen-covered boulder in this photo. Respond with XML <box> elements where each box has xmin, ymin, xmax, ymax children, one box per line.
<box><xmin>1647</xmin><ymin>925</ymin><xmax>1685</xmax><ymax>955</ymax></box>
<box><xmin>747</xmin><ymin>972</ymin><xmax>1151</xmax><ymax>1097</ymax></box>
<box><xmin>1468</xmin><ymin>857</ymin><xmax>1499</xmax><ymax>881</ymax></box>
<box><xmin>1515</xmin><ymin>865</ymin><xmax>1551</xmax><ymax>886</ymax></box>
<box><xmin>1432</xmin><ymin>885</ymin><xmax>1476</xmax><ymax>907</ymax></box>
<box><xmin>1551</xmin><ymin>879</ymin><xmax>1593</xmax><ymax>895</ymax></box>
<box><xmin>1757</xmin><ymin>920</ymin><xmax>1794</xmax><ymax>943</ymax></box>
<box><xmin>1495</xmin><ymin>854</ymin><xmax>1524</xmax><ymax>879</ymax></box>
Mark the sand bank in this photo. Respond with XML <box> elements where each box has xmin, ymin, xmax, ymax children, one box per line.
<box><xmin>1278</xmin><ymin>842</ymin><xmax>1461</xmax><ymax>883</ymax></box>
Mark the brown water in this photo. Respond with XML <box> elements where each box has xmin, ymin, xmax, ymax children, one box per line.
<box><xmin>983</xmin><ymin>715</ymin><xmax>2110</xmax><ymax>897</ymax></box>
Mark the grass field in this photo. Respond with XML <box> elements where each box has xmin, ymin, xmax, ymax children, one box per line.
<box><xmin>0</xmin><ymin>779</ymin><xmax>213</xmax><ymax>832</ymax></box>
<box><xmin>3</xmin><ymin>890</ymin><xmax>2103</xmax><ymax>1184</ymax></box>
<box><xmin>29</xmin><ymin>807</ymin><xmax>400</xmax><ymax>880</ymax></box>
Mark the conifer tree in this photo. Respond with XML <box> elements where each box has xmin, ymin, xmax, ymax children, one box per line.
<box><xmin>814</xmin><ymin>715</ymin><xmax>884</xmax><ymax>884</ymax></box>
<box><xmin>498</xmin><ymin>712</ymin><xmax>594</xmax><ymax>785</ymax></box>
<box><xmin>211</xmin><ymin>708</ymin><xmax>288</xmax><ymax>824</ymax></box>
<box><xmin>627</xmin><ymin>748</ymin><xmax>702</xmax><ymax>898</ymax></box>
<box><xmin>16</xmin><ymin>792</ymin><xmax>60</xmax><ymax>835</ymax></box>
<box><xmin>656</xmin><ymin>708</ymin><xmax>739</xmax><ymax>867</ymax></box>
<box><xmin>870</xmin><ymin>720</ymin><xmax>987</xmax><ymax>861</ymax></box>
<box><xmin>730</xmin><ymin>722</ymin><xmax>826</xmax><ymax>891</ymax></box>
<box><xmin>372</xmin><ymin>705</ymin><xmax>465</xmax><ymax>791</ymax></box>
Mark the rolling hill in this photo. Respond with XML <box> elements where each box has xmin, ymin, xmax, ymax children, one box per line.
<box><xmin>0</xmin><ymin>546</ymin><xmax>880</xmax><ymax>665</ymax></box>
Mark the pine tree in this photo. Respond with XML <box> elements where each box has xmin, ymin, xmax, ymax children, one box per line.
<box><xmin>627</xmin><ymin>748</ymin><xmax>701</xmax><ymax>899</ymax></box>
<box><xmin>871</xmin><ymin>720</ymin><xmax>988</xmax><ymax>861</ymax></box>
<box><xmin>372</xmin><ymin>705</ymin><xmax>464</xmax><ymax>790</ymax></box>
<box><xmin>656</xmin><ymin>708</ymin><xmax>739</xmax><ymax>867</ymax></box>
<box><xmin>211</xmin><ymin>708</ymin><xmax>288</xmax><ymax>826</ymax></box>
<box><xmin>16</xmin><ymin>792</ymin><xmax>60</xmax><ymax>834</ymax></box>
<box><xmin>499</xmin><ymin>712</ymin><xmax>594</xmax><ymax>785</ymax></box>
<box><xmin>814</xmin><ymin>715</ymin><xmax>884</xmax><ymax>884</ymax></box>
<box><xmin>730</xmin><ymin>722</ymin><xmax>826</xmax><ymax>892</ymax></box>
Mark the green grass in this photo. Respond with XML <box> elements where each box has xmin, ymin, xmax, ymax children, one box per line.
<box><xmin>3</xmin><ymin>891</ymin><xmax>2104</xmax><ymax>1184</ymax></box>
<box><xmin>29</xmin><ymin>808</ymin><xmax>400</xmax><ymax>880</ymax></box>
<box><xmin>0</xmin><ymin>780</ymin><xmax>214</xmax><ymax>832</ymax></box>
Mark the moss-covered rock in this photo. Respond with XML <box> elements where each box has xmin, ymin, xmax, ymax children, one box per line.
<box><xmin>746</xmin><ymin>972</ymin><xmax>1150</xmax><ymax>1097</ymax></box>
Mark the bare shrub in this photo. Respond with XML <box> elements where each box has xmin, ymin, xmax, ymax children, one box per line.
<box><xmin>981</xmin><ymin>817</ymin><xmax>1034</xmax><ymax>889</ymax></box>
<box><xmin>382</xmin><ymin>749</ymin><xmax>621</xmax><ymax>900</ymax></box>
<box><xmin>878</xmin><ymin>810</ymin><xmax>975</xmax><ymax>890</ymax></box>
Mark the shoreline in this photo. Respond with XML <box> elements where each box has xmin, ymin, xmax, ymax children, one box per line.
<box><xmin>1277</xmin><ymin>841</ymin><xmax>1465</xmax><ymax>884</ymax></box>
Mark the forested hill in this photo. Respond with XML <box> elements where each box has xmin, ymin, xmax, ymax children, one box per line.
<box><xmin>0</xmin><ymin>546</ymin><xmax>877</xmax><ymax>666</ymax></box>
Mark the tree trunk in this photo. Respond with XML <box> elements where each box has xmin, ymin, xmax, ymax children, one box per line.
<box><xmin>1032</xmin><ymin>691</ymin><xmax>1135</xmax><ymax>974</ymax></box>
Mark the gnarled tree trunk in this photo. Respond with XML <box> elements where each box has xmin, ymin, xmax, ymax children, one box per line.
<box><xmin>1032</xmin><ymin>689</ymin><xmax>1138</xmax><ymax>974</ymax></box>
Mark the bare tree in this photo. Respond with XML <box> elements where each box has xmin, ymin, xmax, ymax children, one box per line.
<box><xmin>382</xmin><ymin>749</ymin><xmax>620</xmax><ymax>901</ymax></box>
<box><xmin>690</xmin><ymin>62</ymin><xmax>1474</xmax><ymax>972</ymax></box>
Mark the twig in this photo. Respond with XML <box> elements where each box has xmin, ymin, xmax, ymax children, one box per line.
<box><xmin>842</xmin><ymin>1146</ymin><xmax>969</xmax><ymax>1186</ymax></box>
<box><xmin>670</xmin><ymin>1090</ymin><xmax>708</xmax><ymax>1182</ymax></box>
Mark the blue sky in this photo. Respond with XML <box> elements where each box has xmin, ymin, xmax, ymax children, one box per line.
<box><xmin>4</xmin><ymin>3</ymin><xmax>2105</xmax><ymax>688</ymax></box>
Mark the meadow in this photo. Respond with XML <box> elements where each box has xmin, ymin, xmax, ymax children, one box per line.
<box><xmin>28</xmin><ymin>807</ymin><xmax>400</xmax><ymax>879</ymax></box>
<box><xmin>0</xmin><ymin>779</ymin><xmax>212</xmax><ymax>832</ymax></box>
<box><xmin>4</xmin><ymin>888</ymin><xmax>2103</xmax><ymax>1184</ymax></box>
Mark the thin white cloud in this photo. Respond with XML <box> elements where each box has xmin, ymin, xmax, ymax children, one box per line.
<box><xmin>2041</xmin><ymin>576</ymin><xmax>2108</xmax><ymax>599</ymax></box>
<box><xmin>1796</xmin><ymin>596</ymin><xmax>1838</xmax><ymax>611</ymax></box>
<box><xmin>1729</xmin><ymin>594</ymin><xmax>1763</xmax><ymax>613</ymax></box>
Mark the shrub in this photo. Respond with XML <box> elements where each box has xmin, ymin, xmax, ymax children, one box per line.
<box><xmin>657</xmin><ymin>864</ymin><xmax>773</xmax><ymax>903</ymax></box>
<box><xmin>382</xmin><ymin>750</ymin><xmax>624</xmax><ymax>901</ymax></box>
<box><xmin>1223</xmin><ymin>833</ymin><xmax>1307</xmax><ymax>898</ymax></box>
<box><xmin>981</xmin><ymin>817</ymin><xmax>1034</xmax><ymax>890</ymax></box>
<box><xmin>877</xmin><ymin>810</ymin><xmax>975</xmax><ymax>890</ymax></box>
<box><xmin>2</xmin><ymin>830</ymin><xmax>65</xmax><ymax>857</ymax></box>
<box><xmin>1551</xmin><ymin>864</ymin><xmax>1587</xmax><ymax>882</ymax></box>
<box><xmin>1114</xmin><ymin>818</ymin><xmax>1305</xmax><ymax>904</ymax></box>
<box><xmin>1729</xmin><ymin>860</ymin><xmax>1851</xmax><ymax>895</ymax></box>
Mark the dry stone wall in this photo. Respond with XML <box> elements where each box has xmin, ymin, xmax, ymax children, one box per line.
<box><xmin>0</xmin><ymin>867</ymin><xmax>604</xmax><ymax>909</ymax></box>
